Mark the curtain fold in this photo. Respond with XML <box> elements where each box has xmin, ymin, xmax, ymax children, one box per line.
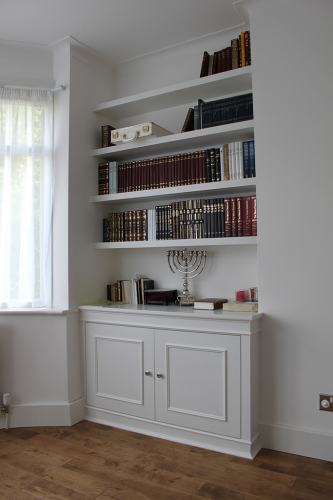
<box><xmin>0</xmin><ymin>88</ymin><xmax>53</xmax><ymax>308</ymax></box>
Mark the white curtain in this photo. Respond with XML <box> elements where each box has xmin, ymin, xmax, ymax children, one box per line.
<box><xmin>0</xmin><ymin>88</ymin><xmax>53</xmax><ymax>308</ymax></box>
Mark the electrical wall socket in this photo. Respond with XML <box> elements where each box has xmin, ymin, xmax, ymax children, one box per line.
<box><xmin>319</xmin><ymin>394</ymin><xmax>333</xmax><ymax>411</ymax></box>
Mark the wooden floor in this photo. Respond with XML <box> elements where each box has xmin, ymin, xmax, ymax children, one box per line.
<box><xmin>0</xmin><ymin>421</ymin><xmax>332</xmax><ymax>499</ymax></box>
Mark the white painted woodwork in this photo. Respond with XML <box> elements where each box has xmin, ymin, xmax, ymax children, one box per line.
<box><xmin>91</xmin><ymin>179</ymin><xmax>256</xmax><ymax>205</ymax></box>
<box><xmin>155</xmin><ymin>329</ymin><xmax>241</xmax><ymax>437</ymax></box>
<box><xmin>92</xmin><ymin>120</ymin><xmax>254</xmax><ymax>161</ymax></box>
<box><xmin>81</xmin><ymin>306</ymin><xmax>261</xmax><ymax>458</ymax></box>
<box><xmin>94</xmin><ymin>68</ymin><xmax>252</xmax><ymax>119</ymax></box>
<box><xmin>85</xmin><ymin>322</ymin><xmax>155</xmax><ymax>419</ymax></box>
<box><xmin>95</xmin><ymin>236</ymin><xmax>257</xmax><ymax>250</ymax></box>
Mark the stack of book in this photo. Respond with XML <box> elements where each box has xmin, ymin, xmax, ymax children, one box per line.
<box><xmin>221</xmin><ymin>140</ymin><xmax>255</xmax><ymax>180</ymax></box>
<box><xmin>103</xmin><ymin>196</ymin><xmax>256</xmax><ymax>243</ymax></box>
<box><xmin>103</xmin><ymin>210</ymin><xmax>148</xmax><ymax>242</ymax></box>
<box><xmin>97</xmin><ymin>140</ymin><xmax>255</xmax><ymax>195</ymax></box>
<box><xmin>200</xmin><ymin>30</ymin><xmax>251</xmax><ymax>77</ymax></box>
<box><xmin>155</xmin><ymin>195</ymin><xmax>257</xmax><ymax>241</ymax></box>
<box><xmin>107</xmin><ymin>278</ymin><xmax>154</xmax><ymax>304</ymax></box>
<box><xmin>193</xmin><ymin>93</ymin><xmax>253</xmax><ymax>130</ymax></box>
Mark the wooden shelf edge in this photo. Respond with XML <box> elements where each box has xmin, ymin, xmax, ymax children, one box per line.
<box><xmin>94</xmin><ymin>237</ymin><xmax>257</xmax><ymax>250</ymax></box>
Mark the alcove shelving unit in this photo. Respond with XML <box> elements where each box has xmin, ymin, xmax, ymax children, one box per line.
<box><xmin>91</xmin><ymin>65</ymin><xmax>256</xmax><ymax>250</ymax></box>
<box><xmin>83</xmin><ymin>39</ymin><xmax>262</xmax><ymax>460</ymax></box>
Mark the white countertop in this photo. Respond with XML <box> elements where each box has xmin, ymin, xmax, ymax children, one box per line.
<box><xmin>79</xmin><ymin>303</ymin><xmax>262</xmax><ymax>322</ymax></box>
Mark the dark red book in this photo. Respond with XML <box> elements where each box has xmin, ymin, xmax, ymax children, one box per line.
<box><xmin>251</xmin><ymin>195</ymin><xmax>257</xmax><ymax>236</ymax></box>
<box><xmin>236</xmin><ymin>197</ymin><xmax>243</xmax><ymax>236</ymax></box>
<box><xmin>243</xmin><ymin>196</ymin><xmax>252</xmax><ymax>236</ymax></box>
<box><xmin>230</xmin><ymin>197</ymin><xmax>237</xmax><ymax>237</ymax></box>
<box><xmin>224</xmin><ymin>198</ymin><xmax>231</xmax><ymax>237</ymax></box>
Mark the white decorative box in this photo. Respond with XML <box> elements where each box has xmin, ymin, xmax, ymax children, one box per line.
<box><xmin>111</xmin><ymin>122</ymin><xmax>171</xmax><ymax>143</ymax></box>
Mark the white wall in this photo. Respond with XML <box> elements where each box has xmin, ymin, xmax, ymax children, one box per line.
<box><xmin>245</xmin><ymin>0</ymin><xmax>333</xmax><ymax>460</ymax></box>
<box><xmin>0</xmin><ymin>42</ymin><xmax>53</xmax><ymax>88</ymax></box>
<box><xmin>68</xmin><ymin>43</ymin><xmax>117</xmax><ymax>308</ymax></box>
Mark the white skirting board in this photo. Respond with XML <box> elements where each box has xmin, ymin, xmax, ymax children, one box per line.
<box><xmin>261</xmin><ymin>423</ymin><xmax>333</xmax><ymax>462</ymax></box>
<box><xmin>85</xmin><ymin>406</ymin><xmax>262</xmax><ymax>460</ymax></box>
<box><xmin>3</xmin><ymin>398</ymin><xmax>85</xmax><ymax>428</ymax></box>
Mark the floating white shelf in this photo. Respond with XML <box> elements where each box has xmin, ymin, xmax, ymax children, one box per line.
<box><xmin>92</xmin><ymin>120</ymin><xmax>254</xmax><ymax>161</ymax></box>
<box><xmin>95</xmin><ymin>237</ymin><xmax>257</xmax><ymax>250</ymax></box>
<box><xmin>94</xmin><ymin>67</ymin><xmax>252</xmax><ymax>119</ymax></box>
<box><xmin>91</xmin><ymin>179</ymin><xmax>256</xmax><ymax>205</ymax></box>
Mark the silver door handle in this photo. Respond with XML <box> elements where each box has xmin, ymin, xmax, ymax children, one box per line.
<box><xmin>144</xmin><ymin>370</ymin><xmax>152</xmax><ymax>376</ymax></box>
<box><xmin>156</xmin><ymin>372</ymin><xmax>164</xmax><ymax>379</ymax></box>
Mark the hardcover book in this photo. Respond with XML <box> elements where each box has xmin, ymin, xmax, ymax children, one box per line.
<box><xmin>223</xmin><ymin>301</ymin><xmax>258</xmax><ymax>312</ymax></box>
<box><xmin>193</xmin><ymin>298</ymin><xmax>228</xmax><ymax>310</ymax></box>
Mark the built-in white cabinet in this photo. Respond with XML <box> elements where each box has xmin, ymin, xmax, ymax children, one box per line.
<box><xmin>81</xmin><ymin>304</ymin><xmax>262</xmax><ymax>458</ymax></box>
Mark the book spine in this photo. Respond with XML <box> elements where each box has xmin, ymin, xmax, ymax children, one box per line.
<box><xmin>245</xmin><ymin>31</ymin><xmax>251</xmax><ymax>66</ymax></box>
<box><xmin>101</xmin><ymin>125</ymin><xmax>112</xmax><ymax>148</ymax></box>
<box><xmin>251</xmin><ymin>195</ymin><xmax>257</xmax><ymax>236</ymax></box>
<box><xmin>98</xmin><ymin>163</ymin><xmax>109</xmax><ymax>195</ymax></box>
<box><xmin>223</xmin><ymin>144</ymin><xmax>230</xmax><ymax>180</ymax></box>
<box><xmin>243</xmin><ymin>141</ymin><xmax>250</xmax><ymax>178</ymax></box>
<box><xmin>215</xmin><ymin>148</ymin><xmax>221</xmax><ymax>182</ymax></box>
<box><xmin>236</xmin><ymin>197</ymin><xmax>243</xmax><ymax>236</ymax></box>
<box><xmin>205</xmin><ymin>149</ymin><xmax>212</xmax><ymax>182</ymax></box>
<box><xmin>200</xmin><ymin>51</ymin><xmax>210</xmax><ymax>78</ymax></box>
<box><xmin>209</xmin><ymin>148</ymin><xmax>216</xmax><ymax>182</ymax></box>
<box><xmin>231</xmin><ymin>38</ymin><xmax>239</xmax><ymax>69</ymax></box>
<box><xmin>230</xmin><ymin>197</ymin><xmax>237</xmax><ymax>237</ymax></box>
<box><xmin>224</xmin><ymin>198</ymin><xmax>231</xmax><ymax>237</ymax></box>
<box><xmin>225</xmin><ymin>46</ymin><xmax>232</xmax><ymax>71</ymax></box>
<box><xmin>249</xmin><ymin>139</ymin><xmax>256</xmax><ymax>177</ymax></box>
<box><xmin>239</xmin><ymin>32</ymin><xmax>246</xmax><ymax>67</ymax></box>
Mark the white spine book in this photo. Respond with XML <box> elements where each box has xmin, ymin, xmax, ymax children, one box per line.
<box><xmin>109</xmin><ymin>161</ymin><xmax>118</xmax><ymax>193</ymax></box>
<box><xmin>148</xmin><ymin>209</ymin><xmax>156</xmax><ymax>241</ymax></box>
<box><xmin>229</xmin><ymin>142</ymin><xmax>235</xmax><ymax>180</ymax></box>
<box><xmin>238</xmin><ymin>141</ymin><xmax>244</xmax><ymax>179</ymax></box>
<box><xmin>236</xmin><ymin>142</ymin><xmax>241</xmax><ymax>179</ymax></box>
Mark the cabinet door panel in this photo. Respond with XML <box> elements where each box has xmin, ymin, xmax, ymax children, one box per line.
<box><xmin>86</xmin><ymin>322</ymin><xmax>154</xmax><ymax>419</ymax></box>
<box><xmin>155</xmin><ymin>330</ymin><xmax>240</xmax><ymax>438</ymax></box>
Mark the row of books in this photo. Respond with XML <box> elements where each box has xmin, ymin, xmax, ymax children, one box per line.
<box><xmin>155</xmin><ymin>196</ymin><xmax>257</xmax><ymax>240</ymax></box>
<box><xmin>102</xmin><ymin>195</ymin><xmax>257</xmax><ymax>242</ymax></box>
<box><xmin>194</xmin><ymin>93</ymin><xmax>253</xmax><ymax>130</ymax></box>
<box><xmin>182</xmin><ymin>93</ymin><xmax>253</xmax><ymax>133</ymax></box>
<box><xmin>200</xmin><ymin>31</ymin><xmax>251</xmax><ymax>77</ymax></box>
<box><xmin>97</xmin><ymin>140</ymin><xmax>256</xmax><ymax>195</ymax></box>
<box><xmin>103</xmin><ymin>210</ymin><xmax>148</xmax><ymax>242</ymax></box>
<box><xmin>107</xmin><ymin>278</ymin><xmax>154</xmax><ymax>304</ymax></box>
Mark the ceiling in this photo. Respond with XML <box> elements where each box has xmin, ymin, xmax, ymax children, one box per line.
<box><xmin>0</xmin><ymin>0</ymin><xmax>244</xmax><ymax>63</ymax></box>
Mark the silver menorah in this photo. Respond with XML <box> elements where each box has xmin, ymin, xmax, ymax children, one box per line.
<box><xmin>168</xmin><ymin>249</ymin><xmax>207</xmax><ymax>306</ymax></box>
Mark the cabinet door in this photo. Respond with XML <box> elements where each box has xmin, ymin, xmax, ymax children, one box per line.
<box><xmin>155</xmin><ymin>330</ymin><xmax>241</xmax><ymax>438</ymax></box>
<box><xmin>85</xmin><ymin>322</ymin><xmax>155</xmax><ymax>419</ymax></box>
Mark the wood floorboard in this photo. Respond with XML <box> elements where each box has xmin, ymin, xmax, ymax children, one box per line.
<box><xmin>0</xmin><ymin>421</ymin><xmax>332</xmax><ymax>499</ymax></box>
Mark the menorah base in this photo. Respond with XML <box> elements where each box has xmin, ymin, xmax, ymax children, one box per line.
<box><xmin>177</xmin><ymin>294</ymin><xmax>195</xmax><ymax>306</ymax></box>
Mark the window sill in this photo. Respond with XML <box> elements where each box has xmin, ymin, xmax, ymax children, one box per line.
<box><xmin>0</xmin><ymin>308</ymin><xmax>78</xmax><ymax>315</ymax></box>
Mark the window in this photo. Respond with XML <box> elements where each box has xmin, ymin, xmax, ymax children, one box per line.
<box><xmin>0</xmin><ymin>88</ymin><xmax>53</xmax><ymax>308</ymax></box>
